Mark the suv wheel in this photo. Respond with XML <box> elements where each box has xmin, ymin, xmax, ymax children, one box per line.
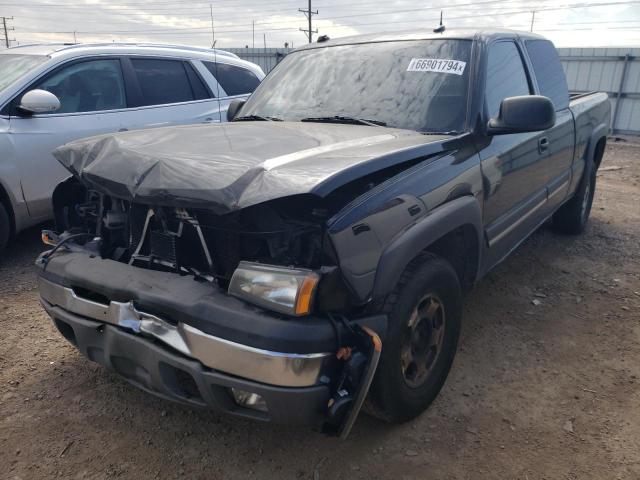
<box><xmin>552</xmin><ymin>158</ymin><xmax>596</xmax><ymax>234</ymax></box>
<box><xmin>0</xmin><ymin>203</ymin><xmax>10</xmax><ymax>253</ymax></box>
<box><xmin>366</xmin><ymin>252</ymin><xmax>462</xmax><ymax>423</ymax></box>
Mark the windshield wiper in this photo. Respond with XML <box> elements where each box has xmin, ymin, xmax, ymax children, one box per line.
<box><xmin>300</xmin><ymin>116</ymin><xmax>387</xmax><ymax>127</ymax></box>
<box><xmin>421</xmin><ymin>130</ymin><xmax>461</xmax><ymax>135</ymax></box>
<box><xmin>233</xmin><ymin>115</ymin><xmax>282</xmax><ymax>122</ymax></box>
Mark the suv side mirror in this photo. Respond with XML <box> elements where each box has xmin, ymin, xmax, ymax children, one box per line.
<box><xmin>227</xmin><ymin>99</ymin><xmax>246</xmax><ymax>122</ymax></box>
<box><xmin>18</xmin><ymin>89</ymin><xmax>61</xmax><ymax>114</ymax></box>
<box><xmin>487</xmin><ymin>95</ymin><xmax>555</xmax><ymax>135</ymax></box>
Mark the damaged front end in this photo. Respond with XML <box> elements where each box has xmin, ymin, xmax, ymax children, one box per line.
<box><xmin>38</xmin><ymin>175</ymin><xmax>386</xmax><ymax>437</ymax></box>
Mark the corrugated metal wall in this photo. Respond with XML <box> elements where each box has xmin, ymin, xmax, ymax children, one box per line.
<box><xmin>228</xmin><ymin>46</ymin><xmax>640</xmax><ymax>135</ymax></box>
<box><xmin>225</xmin><ymin>47</ymin><xmax>292</xmax><ymax>75</ymax></box>
<box><xmin>558</xmin><ymin>48</ymin><xmax>640</xmax><ymax>135</ymax></box>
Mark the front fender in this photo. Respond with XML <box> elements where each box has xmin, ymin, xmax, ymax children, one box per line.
<box><xmin>371</xmin><ymin>195</ymin><xmax>483</xmax><ymax>300</ymax></box>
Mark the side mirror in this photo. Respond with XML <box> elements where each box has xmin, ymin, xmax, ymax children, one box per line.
<box><xmin>487</xmin><ymin>95</ymin><xmax>555</xmax><ymax>135</ymax></box>
<box><xmin>18</xmin><ymin>89</ymin><xmax>61</xmax><ymax>114</ymax></box>
<box><xmin>227</xmin><ymin>99</ymin><xmax>245</xmax><ymax>122</ymax></box>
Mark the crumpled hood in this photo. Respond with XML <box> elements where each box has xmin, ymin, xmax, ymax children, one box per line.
<box><xmin>53</xmin><ymin>121</ymin><xmax>453</xmax><ymax>213</ymax></box>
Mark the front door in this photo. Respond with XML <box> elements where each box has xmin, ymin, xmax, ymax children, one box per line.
<box><xmin>478</xmin><ymin>41</ymin><xmax>550</xmax><ymax>267</ymax></box>
<box><xmin>8</xmin><ymin>58</ymin><xmax>127</xmax><ymax>219</ymax></box>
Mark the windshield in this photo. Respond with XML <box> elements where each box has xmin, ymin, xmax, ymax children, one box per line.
<box><xmin>241</xmin><ymin>39</ymin><xmax>472</xmax><ymax>133</ymax></box>
<box><xmin>0</xmin><ymin>54</ymin><xmax>48</xmax><ymax>92</ymax></box>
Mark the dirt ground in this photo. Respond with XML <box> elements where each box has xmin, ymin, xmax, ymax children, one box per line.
<box><xmin>1</xmin><ymin>143</ymin><xmax>639</xmax><ymax>480</ymax></box>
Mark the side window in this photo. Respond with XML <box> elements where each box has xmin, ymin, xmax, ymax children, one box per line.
<box><xmin>485</xmin><ymin>42</ymin><xmax>531</xmax><ymax>118</ymax></box>
<box><xmin>130</xmin><ymin>58</ymin><xmax>195</xmax><ymax>106</ymax></box>
<box><xmin>34</xmin><ymin>59</ymin><xmax>126</xmax><ymax>114</ymax></box>
<box><xmin>525</xmin><ymin>40</ymin><xmax>569</xmax><ymax>110</ymax></box>
<box><xmin>184</xmin><ymin>62</ymin><xmax>211</xmax><ymax>100</ymax></box>
<box><xmin>203</xmin><ymin>62</ymin><xmax>260</xmax><ymax>96</ymax></box>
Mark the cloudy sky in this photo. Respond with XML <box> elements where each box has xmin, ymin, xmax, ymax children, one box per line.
<box><xmin>2</xmin><ymin>0</ymin><xmax>639</xmax><ymax>49</ymax></box>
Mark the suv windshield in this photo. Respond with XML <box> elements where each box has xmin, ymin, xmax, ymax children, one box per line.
<box><xmin>0</xmin><ymin>54</ymin><xmax>48</xmax><ymax>92</ymax></box>
<box><xmin>240</xmin><ymin>39</ymin><xmax>472</xmax><ymax>133</ymax></box>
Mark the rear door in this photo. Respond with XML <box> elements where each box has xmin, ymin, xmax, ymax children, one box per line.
<box><xmin>8</xmin><ymin>57</ymin><xmax>127</xmax><ymax>219</ymax></box>
<box><xmin>523</xmin><ymin>39</ymin><xmax>575</xmax><ymax>211</ymax></box>
<box><xmin>116</xmin><ymin>56</ymin><xmax>222</xmax><ymax>130</ymax></box>
<box><xmin>478</xmin><ymin>40</ymin><xmax>550</xmax><ymax>263</ymax></box>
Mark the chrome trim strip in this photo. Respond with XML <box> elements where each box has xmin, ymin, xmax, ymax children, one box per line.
<box><xmin>549</xmin><ymin>180</ymin><xmax>570</xmax><ymax>199</ymax></box>
<box><xmin>489</xmin><ymin>197</ymin><xmax>547</xmax><ymax>247</ymax></box>
<box><xmin>38</xmin><ymin>277</ymin><xmax>330</xmax><ymax>387</ymax></box>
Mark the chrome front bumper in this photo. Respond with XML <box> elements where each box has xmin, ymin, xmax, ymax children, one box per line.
<box><xmin>39</xmin><ymin>277</ymin><xmax>331</xmax><ymax>388</ymax></box>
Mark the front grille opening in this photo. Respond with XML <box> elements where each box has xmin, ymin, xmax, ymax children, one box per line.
<box><xmin>159</xmin><ymin>362</ymin><xmax>204</xmax><ymax>404</ymax></box>
<box><xmin>54</xmin><ymin>318</ymin><xmax>77</xmax><ymax>346</ymax></box>
<box><xmin>71</xmin><ymin>286</ymin><xmax>110</xmax><ymax>305</ymax></box>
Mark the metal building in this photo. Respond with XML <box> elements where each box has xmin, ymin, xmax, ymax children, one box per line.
<box><xmin>225</xmin><ymin>47</ymin><xmax>291</xmax><ymax>75</ymax></box>
<box><xmin>227</xmin><ymin>46</ymin><xmax>640</xmax><ymax>135</ymax></box>
<box><xmin>558</xmin><ymin>48</ymin><xmax>640</xmax><ymax>135</ymax></box>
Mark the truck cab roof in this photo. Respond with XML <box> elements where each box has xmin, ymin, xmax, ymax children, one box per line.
<box><xmin>295</xmin><ymin>28</ymin><xmax>548</xmax><ymax>51</ymax></box>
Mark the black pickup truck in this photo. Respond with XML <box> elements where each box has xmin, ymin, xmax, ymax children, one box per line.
<box><xmin>37</xmin><ymin>29</ymin><xmax>610</xmax><ymax>437</ymax></box>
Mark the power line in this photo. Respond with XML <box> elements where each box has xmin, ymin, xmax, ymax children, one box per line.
<box><xmin>20</xmin><ymin>21</ymin><xmax>640</xmax><ymax>38</ymax></box>
<box><xmin>18</xmin><ymin>0</ymin><xmax>640</xmax><ymax>35</ymax></box>
<box><xmin>10</xmin><ymin>0</ymin><xmax>640</xmax><ymax>43</ymax></box>
<box><xmin>299</xmin><ymin>0</ymin><xmax>317</xmax><ymax>43</ymax></box>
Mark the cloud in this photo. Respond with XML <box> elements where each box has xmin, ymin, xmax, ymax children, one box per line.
<box><xmin>4</xmin><ymin>0</ymin><xmax>640</xmax><ymax>48</ymax></box>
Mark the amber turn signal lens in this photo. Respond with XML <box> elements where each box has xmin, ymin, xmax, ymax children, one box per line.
<box><xmin>41</xmin><ymin>230</ymin><xmax>58</xmax><ymax>246</ymax></box>
<box><xmin>295</xmin><ymin>275</ymin><xmax>319</xmax><ymax>316</ymax></box>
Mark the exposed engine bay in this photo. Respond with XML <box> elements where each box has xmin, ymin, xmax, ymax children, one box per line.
<box><xmin>53</xmin><ymin>178</ymin><xmax>330</xmax><ymax>279</ymax></box>
<box><xmin>48</xmin><ymin>175</ymin><xmax>387</xmax><ymax>317</ymax></box>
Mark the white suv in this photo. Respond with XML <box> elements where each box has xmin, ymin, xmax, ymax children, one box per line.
<box><xmin>0</xmin><ymin>43</ymin><xmax>265</xmax><ymax>251</ymax></box>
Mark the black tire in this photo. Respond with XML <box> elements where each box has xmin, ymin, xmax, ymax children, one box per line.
<box><xmin>552</xmin><ymin>158</ymin><xmax>596</xmax><ymax>235</ymax></box>
<box><xmin>0</xmin><ymin>202</ymin><xmax>10</xmax><ymax>253</ymax></box>
<box><xmin>366</xmin><ymin>252</ymin><xmax>462</xmax><ymax>423</ymax></box>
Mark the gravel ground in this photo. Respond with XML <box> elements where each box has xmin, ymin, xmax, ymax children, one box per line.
<box><xmin>1</xmin><ymin>143</ymin><xmax>639</xmax><ymax>480</ymax></box>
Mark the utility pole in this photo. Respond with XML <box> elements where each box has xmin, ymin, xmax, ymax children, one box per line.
<box><xmin>252</xmin><ymin>19</ymin><xmax>255</xmax><ymax>48</ymax></box>
<box><xmin>210</xmin><ymin>3</ymin><xmax>215</xmax><ymax>48</ymax></box>
<box><xmin>530</xmin><ymin>10</ymin><xmax>536</xmax><ymax>32</ymax></box>
<box><xmin>73</xmin><ymin>31</ymin><xmax>77</xmax><ymax>43</ymax></box>
<box><xmin>2</xmin><ymin>16</ymin><xmax>15</xmax><ymax>48</ymax></box>
<box><xmin>298</xmin><ymin>0</ymin><xmax>317</xmax><ymax>43</ymax></box>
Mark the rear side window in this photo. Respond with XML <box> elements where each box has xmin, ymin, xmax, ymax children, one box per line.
<box><xmin>485</xmin><ymin>42</ymin><xmax>531</xmax><ymax>118</ymax></box>
<box><xmin>184</xmin><ymin>62</ymin><xmax>211</xmax><ymax>99</ymax></box>
<box><xmin>204</xmin><ymin>62</ymin><xmax>260</xmax><ymax>96</ymax></box>
<box><xmin>525</xmin><ymin>40</ymin><xmax>569</xmax><ymax>110</ymax></box>
<box><xmin>130</xmin><ymin>58</ymin><xmax>195</xmax><ymax>106</ymax></box>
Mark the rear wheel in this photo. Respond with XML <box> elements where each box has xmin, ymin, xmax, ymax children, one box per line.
<box><xmin>0</xmin><ymin>203</ymin><xmax>10</xmax><ymax>253</ymax></box>
<box><xmin>366</xmin><ymin>252</ymin><xmax>462</xmax><ymax>423</ymax></box>
<box><xmin>552</xmin><ymin>158</ymin><xmax>596</xmax><ymax>234</ymax></box>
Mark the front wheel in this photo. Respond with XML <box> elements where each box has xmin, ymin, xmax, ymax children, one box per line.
<box><xmin>366</xmin><ymin>252</ymin><xmax>462</xmax><ymax>423</ymax></box>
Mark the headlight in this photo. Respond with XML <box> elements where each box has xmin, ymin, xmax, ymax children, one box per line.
<box><xmin>229</xmin><ymin>261</ymin><xmax>320</xmax><ymax>316</ymax></box>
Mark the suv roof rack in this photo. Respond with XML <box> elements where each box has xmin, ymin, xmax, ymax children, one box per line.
<box><xmin>7</xmin><ymin>42</ymin><xmax>239</xmax><ymax>59</ymax></box>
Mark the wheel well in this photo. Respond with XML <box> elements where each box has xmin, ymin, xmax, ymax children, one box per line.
<box><xmin>593</xmin><ymin>137</ymin><xmax>606</xmax><ymax>170</ymax></box>
<box><xmin>423</xmin><ymin>224</ymin><xmax>479</xmax><ymax>295</ymax></box>
<box><xmin>0</xmin><ymin>182</ymin><xmax>15</xmax><ymax>237</ymax></box>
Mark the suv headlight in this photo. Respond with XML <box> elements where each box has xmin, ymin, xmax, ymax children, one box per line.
<box><xmin>229</xmin><ymin>261</ymin><xmax>320</xmax><ymax>316</ymax></box>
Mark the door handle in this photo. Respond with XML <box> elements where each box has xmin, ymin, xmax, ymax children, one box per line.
<box><xmin>118</xmin><ymin>128</ymin><xmax>129</xmax><ymax>132</ymax></box>
<box><xmin>538</xmin><ymin>137</ymin><xmax>549</xmax><ymax>154</ymax></box>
